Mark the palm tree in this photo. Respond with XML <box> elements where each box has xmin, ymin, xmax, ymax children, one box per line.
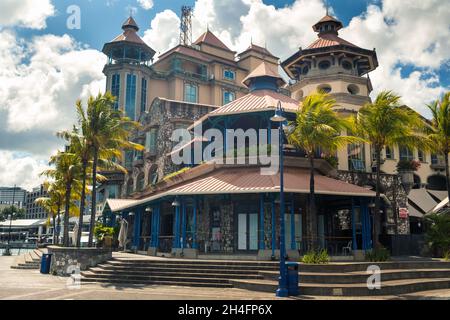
<box><xmin>426</xmin><ymin>92</ymin><xmax>450</xmax><ymax>200</ymax></box>
<box><xmin>288</xmin><ymin>91</ymin><xmax>362</xmax><ymax>250</ymax></box>
<box><xmin>85</xmin><ymin>92</ymin><xmax>143</xmax><ymax>247</ymax></box>
<box><xmin>42</xmin><ymin>150</ymin><xmax>83</xmax><ymax>246</ymax></box>
<box><xmin>36</xmin><ymin>181</ymin><xmax>65</xmax><ymax>245</ymax></box>
<box><xmin>354</xmin><ymin>90</ymin><xmax>425</xmax><ymax>248</ymax></box>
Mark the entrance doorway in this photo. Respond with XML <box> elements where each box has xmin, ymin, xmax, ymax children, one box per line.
<box><xmin>237</xmin><ymin>213</ymin><xmax>258</xmax><ymax>251</ymax></box>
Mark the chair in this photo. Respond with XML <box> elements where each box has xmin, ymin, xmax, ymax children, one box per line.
<box><xmin>342</xmin><ymin>241</ymin><xmax>352</xmax><ymax>256</ymax></box>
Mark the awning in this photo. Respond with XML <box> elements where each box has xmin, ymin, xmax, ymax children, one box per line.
<box><xmin>407</xmin><ymin>204</ymin><xmax>425</xmax><ymax>218</ymax></box>
<box><xmin>407</xmin><ymin>188</ymin><xmax>439</xmax><ymax>214</ymax></box>
<box><xmin>0</xmin><ymin>219</ymin><xmax>46</xmax><ymax>228</ymax></box>
<box><xmin>430</xmin><ymin>196</ymin><xmax>449</xmax><ymax>214</ymax></box>
<box><xmin>427</xmin><ymin>189</ymin><xmax>448</xmax><ymax>202</ymax></box>
<box><xmin>107</xmin><ymin>166</ymin><xmax>375</xmax><ymax>212</ymax></box>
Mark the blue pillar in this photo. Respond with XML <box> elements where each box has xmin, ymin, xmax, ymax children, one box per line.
<box><xmin>351</xmin><ymin>198</ymin><xmax>357</xmax><ymax>251</ymax></box>
<box><xmin>150</xmin><ymin>205</ymin><xmax>157</xmax><ymax>248</ymax></box>
<box><xmin>259</xmin><ymin>194</ymin><xmax>265</xmax><ymax>250</ymax></box>
<box><xmin>133</xmin><ymin>209</ymin><xmax>142</xmax><ymax>249</ymax></box>
<box><xmin>155</xmin><ymin>204</ymin><xmax>161</xmax><ymax>248</ymax></box>
<box><xmin>181</xmin><ymin>199</ymin><xmax>187</xmax><ymax>249</ymax></box>
<box><xmin>193</xmin><ymin>197</ymin><xmax>198</xmax><ymax>249</ymax></box>
<box><xmin>290</xmin><ymin>194</ymin><xmax>296</xmax><ymax>250</ymax></box>
<box><xmin>173</xmin><ymin>202</ymin><xmax>181</xmax><ymax>248</ymax></box>
<box><xmin>271</xmin><ymin>195</ymin><xmax>276</xmax><ymax>257</ymax></box>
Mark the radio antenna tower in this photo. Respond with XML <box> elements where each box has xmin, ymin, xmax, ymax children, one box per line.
<box><xmin>180</xmin><ymin>6</ymin><xmax>193</xmax><ymax>46</ymax></box>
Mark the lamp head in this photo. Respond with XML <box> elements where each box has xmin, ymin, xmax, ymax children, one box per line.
<box><xmin>270</xmin><ymin>101</ymin><xmax>286</xmax><ymax>123</ymax></box>
<box><xmin>172</xmin><ymin>198</ymin><xmax>181</xmax><ymax>207</ymax></box>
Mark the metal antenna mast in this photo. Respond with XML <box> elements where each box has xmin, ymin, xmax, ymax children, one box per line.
<box><xmin>180</xmin><ymin>6</ymin><xmax>193</xmax><ymax>46</ymax></box>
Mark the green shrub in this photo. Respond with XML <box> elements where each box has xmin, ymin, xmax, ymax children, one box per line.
<box><xmin>94</xmin><ymin>223</ymin><xmax>114</xmax><ymax>242</ymax></box>
<box><xmin>425</xmin><ymin>213</ymin><xmax>450</xmax><ymax>257</ymax></box>
<box><xmin>301</xmin><ymin>249</ymin><xmax>330</xmax><ymax>264</ymax></box>
<box><xmin>365</xmin><ymin>246</ymin><xmax>390</xmax><ymax>262</ymax></box>
<box><xmin>443</xmin><ymin>250</ymin><xmax>450</xmax><ymax>261</ymax></box>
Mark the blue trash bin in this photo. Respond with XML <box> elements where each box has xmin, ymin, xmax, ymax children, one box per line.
<box><xmin>40</xmin><ymin>253</ymin><xmax>52</xmax><ymax>274</ymax></box>
<box><xmin>286</xmin><ymin>262</ymin><xmax>299</xmax><ymax>296</ymax></box>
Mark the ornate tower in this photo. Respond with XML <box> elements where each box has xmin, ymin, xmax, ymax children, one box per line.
<box><xmin>281</xmin><ymin>14</ymin><xmax>378</xmax><ymax>112</ymax></box>
<box><xmin>102</xmin><ymin>17</ymin><xmax>156</xmax><ymax>121</ymax></box>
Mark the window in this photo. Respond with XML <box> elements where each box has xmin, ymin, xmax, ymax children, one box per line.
<box><xmin>431</xmin><ymin>154</ymin><xmax>439</xmax><ymax>165</ymax></box>
<box><xmin>140</xmin><ymin>78</ymin><xmax>147</xmax><ymax>113</ymax></box>
<box><xmin>136</xmin><ymin>173</ymin><xmax>145</xmax><ymax>192</ymax></box>
<box><xmin>318</xmin><ymin>60</ymin><xmax>331</xmax><ymax>70</ymax></box>
<box><xmin>223</xmin><ymin>91</ymin><xmax>235</xmax><ymax>105</ymax></box>
<box><xmin>318</xmin><ymin>84</ymin><xmax>332</xmax><ymax>94</ymax></box>
<box><xmin>111</xmin><ymin>74</ymin><xmax>120</xmax><ymax>110</ymax></box>
<box><xmin>223</xmin><ymin>69</ymin><xmax>235</xmax><ymax>81</ymax></box>
<box><xmin>302</xmin><ymin>66</ymin><xmax>309</xmax><ymax>75</ymax></box>
<box><xmin>184</xmin><ymin>83</ymin><xmax>198</xmax><ymax>103</ymax></box>
<box><xmin>348</xmin><ymin>143</ymin><xmax>365</xmax><ymax>172</ymax></box>
<box><xmin>347</xmin><ymin>84</ymin><xmax>359</xmax><ymax>95</ymax></box>
<box><xmin>399</xmin><ymin>145</ymin><xmax>414</xmax><ymax>161</ymax></box>
<box><xmin>107</xmin><ymin>185</ymin><xmax>119</xmax><ymax>199</ymax></box>
<box><xmin>342</xmin><ymin>61</ymin><xmax>352</xmax><ymax>70</ymax></box>
<box><xmin>418</xmin><ymin>149</ymin><xmax>425</xmax><ymax>162</ymax></box>
<box><xmin>124</xmin><ymin>151</ymin><xmax>134</xmax><ymax>168</ymax></box>
<box><xmin>126</xmin><ymin>179</ymin><xmax>134</xmax><ymax>196</ymax></box>
<box><xmin>145</xmin><ymin>128</ymin><xmax>158</xmax><ymax>154</ymax></box>
<box><xmin>385</xmin><ymin>146</ymin><xmax>394</xmax><ymax>159</ymax></box>
<box><xmin>125</xmin><ymin>74</ymin><xmax>137</xmax><ymax>120</ymax></box>
<box><xmin>149</xmin><ymin>166</ymin><xmax>159</xmax><ymax>186</ymax></box>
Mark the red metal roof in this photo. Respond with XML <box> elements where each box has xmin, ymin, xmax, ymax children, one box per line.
<box><xmin>210</xmin><ymin>89</ymin><xmax>299</xmax><ymax>116</ymax></box>
<box><xmin>194</xmin><ymin>30</ymin><xmax>233</xmax><ymax>52</ymax></box>
<box><xmin>242</xmin><ymin>62</ymin><xmax>285</xmax><ymax>87</ymax></box>
<box><xmin>239</xmin><ymin>43</ymin><xmax>278</xmax><ymax>59</ymax></box>
<box><xmin>157</xmin><ymin>45</ymin><xmax>236</xmax><ymax>65</ymax></box>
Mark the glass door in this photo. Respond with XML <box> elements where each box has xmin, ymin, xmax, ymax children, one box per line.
<box><xmin>249</xmin><ymin>214</ymin><xmax>258</xmax><ymax>251</ymax></box>
<box><xmin>238</xmin><ymin>214</ymin><xmax>247</xmax><ymax>250</ymax></box>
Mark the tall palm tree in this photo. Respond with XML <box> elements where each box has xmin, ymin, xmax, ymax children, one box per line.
<box><xmin>426</xmin><ymin>92</ymin><xmax>450</xmax><ymax>200</ymax></box>
<box><xmin>36</xmin><ymin>181</ymin><xmax>64</xmax><ymax>245</ymax></box>
<box><xmin>42</xmin><ymin>150</ymin><xmax>83</xmax><ymax>246</ymax></box>
<box><xmin>354</xmin><ymin>90</ymin><xmax>425</xmax><ymax>248</ymax></box>
<box><xmin>288</xmin><ymin>91</ymin><xmax>362</xmax><ymax>250</ymax></box>
<box><xmin>85</xmin><ymin>92</ymin><xmax>143</xmax><ymax>247</ymax></box>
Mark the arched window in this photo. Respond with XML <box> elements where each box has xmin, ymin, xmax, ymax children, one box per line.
<box><xmin>126</xmin><ymin>179</ymin><xmax>134</xmax><ymax>196</ymax></box>
<box><xmin>427</xmin><ymin>175</ymin><xmax>447</xmax><ymax>191</ymax></box>
<box><xmin>342</xmin><ymin>61</ymin><xmax>352</xmax><ymax>70</ymax></box>
<box><xmin>136</xmin><ymin>173</ymin><xmax>145</xmax><ymax>192</ymax></box>
<box><xmin>148</xmin><ymin>165</ymin><xmax>159</xmax><ymax>186</ymax></box>
<box><xmin>347</xmin><ymin>84</ymin><xmax>359</xmax><ymax>95</ymax></box>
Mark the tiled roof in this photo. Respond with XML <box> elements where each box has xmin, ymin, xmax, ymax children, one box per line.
<box><xmin>157</xmin><ymin>45</ymin><xmax>236</xmax><ymax>65</ymax></box>
<box><xmin>110</xmin><ymin>29</ymin><xmax>147</xmax><ymax>46</ymax></box>
<box><xmin>306</xmin><ymin>33</ymin><xmax>359</xmax><ymax>49</ymax></box>
<box><xmin>239</xmin><ymin>43</ymin><xmax>278</xmax><ymax>59</ymax></box>
<box><xmin>242</xmin><ymin>62</ymin><xmax>285</xmax><ymax>87</ymax></box>
<box><xmin>106</xmin><ymin>199</ymin><xmax>141</xmax><ymax>212</ymax></box>
<box><xmin>194</xmin><ymin>30</ymin><xmax>233</xmax><ymax>52</ymax></box>
<box><xmin>210</xmin><ymin>89</ymin><xmax>299</xmax><ymax>116</ymax></box>
<box><xmin>122</xmin><ymin>16</ymin><xmax>139</xmax><ymax>31</ymax></box>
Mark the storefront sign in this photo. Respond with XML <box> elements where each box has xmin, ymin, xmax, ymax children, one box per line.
<box><xmin>399</xmin><ymin>207</ymin><xmax>409</xmax><ymax>219</ymax></box>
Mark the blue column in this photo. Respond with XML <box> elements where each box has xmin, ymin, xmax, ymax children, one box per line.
<box><xmin>290</xmin><ymin>194</ymin><xmax>296</xmax><ymax>250</ymax></box>
<box><xmin>271</xmin><ymin>195</ymin><xmax>276</xmax><ymax>257</ymax></box>
<box><xmin>133</xmin><ymin>209</ymin><xmax>142</xmax><ymax>249</ymax></box>
<box><xmin>173</xmin><ymin>203</ymin><xmax>181</xmax><ymax>248</ymax></box>
<box><xmin>351</xmin><ymin>198</ymin><xmax>357</xmax><ymax>251</ymax></box>
<box><xmin>259</xmin><ymin>194</ymin><xmax>265</xmax><ymax>250</ymax></box>
<box><xmin>193</xmin><ymin>197</ymin><xmax>198</xmax><ymax>249</ymax></box>
<box><xmin>181</xmin><ymin>199</ymin><xmax>187</xmax><ymax>249</ymax></box>
<box><xmin>150</xmin><ymin>206</ymin><xmax>157</xmax><ymax>248</ymax></box>
<box><xmin>155</xmin><ymin>204</ymin><xmax>161</xmax><ymax>248</ymax></box>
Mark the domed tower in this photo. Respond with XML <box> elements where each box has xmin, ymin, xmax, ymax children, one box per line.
<box><xmin>102</xmin><ymin>17</ymin><xmax>156</xmax><ymax>120</ymax></box>
<box><xmin>281</xmin><ymin>14</ymin><xmax>378</xmax><ymax>113</ymax></box>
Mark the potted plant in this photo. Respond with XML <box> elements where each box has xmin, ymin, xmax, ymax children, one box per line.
<box><xmin>93</xmin><ymin>223</ymin><xmax>114</xmax><ymax>248</ymax></box>
<box><xmin>396</xmin><ymin>160</ymin><xmax>420</xmax><ymax>194</ymax></box>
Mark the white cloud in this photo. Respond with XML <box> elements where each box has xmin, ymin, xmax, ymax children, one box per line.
<box><xmin>143</xmin><ymin>9</ymin><xmax>180</xmax><ymax>56</ymax></box>
<box><xmin>0</xmin><ymin>151</ymin><xmax>50</xmax><ymax>191</ymax></box>
<box><xmin>137</xmin><ymin>0</ymin><xmax>154</xmax><ymax>10</ymax></box>
<box><xmin>0</xmin><ymin>0</ymin><xmax>55</xmax><ymax>29</ymax></box>
<box><xmin>0</xmin><ymin>30</ymin><xmax>106</xmax><ymax>188</ymax></box>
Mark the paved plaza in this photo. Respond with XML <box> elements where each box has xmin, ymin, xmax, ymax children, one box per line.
<box><xmin>0</xmin><ymin>256</ymin><xmax>449</xmax><ymax>300</ymax></box>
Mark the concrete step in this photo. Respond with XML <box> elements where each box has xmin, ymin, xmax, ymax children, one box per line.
<box><xmin>296</xmin><ymin>261</ymin><xmax>450</xmax><ymax>273</ymax></box>
<box><xmin>231</xmin><ymin>277</ymin><xmax>450</xmax><ymax>296</ymax></box>
<box><xmin>80</xmin><ymin>277</ymin><xmax>233</xmax><ymax>288</ymax></box>
<box><xmin>98</xmin><ymin>263</ymin><xmax>269</xmax><ymax>274</ymax></box>
<box><xmin>89</xmin><ymin>267</ymin><xmax>264</xmax><ymax>280</ymax></box>
<box><xmin>111</xmin><ymin>257</ymin><xmax>278</xmax><ymax>267</ymax></box>
<box><xmin>260</xmin><ymin>269</ymin><xmax>450</xmax><ymax>284</ymax></box>
<box><xmin>106</xmin><ymin>260</ymin><xmax>279</xmax><ymax>271</ymax></box>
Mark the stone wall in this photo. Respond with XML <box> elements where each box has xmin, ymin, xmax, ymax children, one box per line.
<box><xmin>47</xmin><ymin>246</ymin><xmax>112</xmax><ymax>277</ymax></box>
<box><xmin>337</xmin><ymin>171</ymin><xmax>409</xmax><ymax>235</ymax></box>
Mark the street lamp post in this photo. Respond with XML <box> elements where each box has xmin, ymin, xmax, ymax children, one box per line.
<box><xmin>271</xmin><ymin>101</ymin><xmax>288</xmax><ymax>298</ymax></box>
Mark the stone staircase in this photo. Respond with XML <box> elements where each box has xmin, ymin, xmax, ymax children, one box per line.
<box><xmin>231</xmin><ymin>261</ymin><xmax>450</xmax><ymax>296</ymax></box>
<box><xmin>10</xmin><ymin>249</ymin><xmax>43</xmax><ymax>270</ymax></box>
<box><xmin>80</xmin><ymin>258</ymin><xmax>279</xmax><ymax>288</ymax></box>
<box><xmin>79</xmin><ymin>257</ymin><xmax>450</xmax><ymax>296</ymax></box>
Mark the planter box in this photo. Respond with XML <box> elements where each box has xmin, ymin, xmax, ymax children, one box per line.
<box><xmin>47</xmin><ymin>246</ymin><xmax>112</xmax><ymax>277</ymax></box>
